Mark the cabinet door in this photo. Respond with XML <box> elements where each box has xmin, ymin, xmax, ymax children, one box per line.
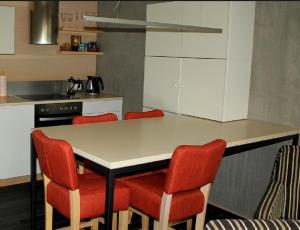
<box><xmin>145</xmin><ymin>2</ymin><xmax>183</xmax><ymax>57</ymax></box>
<box><xmin>0</xmin><ymin>105</ymin><xmax>34</xmax><ymax>179</ymax></box>
<box><xmin>181</xmin><ymin>1</ymin><xmax>229</xmax><ymax>58</ymax></box>
<box><xmin>82</xmin><ymin>99</ymin><xmax>123</xmax><ymax>120</ymax></box>
<box><xmin>179</xmin><ymin>58</ymin><xmax>226</xmax><ymax>121</ymax></box>
<box><xmin>143</xmin><ymin>57</ymin><xmax>180</xmax><ymax>113</ymax></box>
<box><xmin>0</xmin><ymin>6</ymin><xmax>15</xmax><ymax>54</ymax></box>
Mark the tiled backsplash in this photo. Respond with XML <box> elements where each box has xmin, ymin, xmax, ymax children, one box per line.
<box><xmin>7</xmin><ymin>80</ymin><xmax>90</xmax><ymax>96</ymax></box>
<box><xmin>7</xmin><ymin>80</ymin><xmax>68</xmax><ymax>96</ymax></box>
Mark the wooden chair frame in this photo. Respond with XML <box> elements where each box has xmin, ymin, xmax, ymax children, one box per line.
<box><xmin>43</xmin><ymin>174</ymin><xmax>128</xmax><ymax>230</ymax></box>
<box><xmin>132</xmin><ymin>183</ymin><xmax>211</xmax><ymax>230</ymax></box>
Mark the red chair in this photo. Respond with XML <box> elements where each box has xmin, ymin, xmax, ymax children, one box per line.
<box><xmin>122</xmin><ymin>109</ymin><xmax>166</xmax><ymax>224</ymax></box>
<box><xmin>32</xmin><ymin>130</ymin><xmax>129</xmax><ymax>230</ymax></box>
<box><xmin>124</xmin><ymin>109</ymin><xmax>164</xmax><ymax>120</ymax></box>
<box><xmin>72</xmin><ymin>113</ymin><xmax>118</xmax><ymax>174</ymax></box>
<box><xmin>123</xmin><ymin>139</ymin><xmax>226</xmax><ymax>230</ymax></box>
<box><xmin>73</xmin><ymin>113</ymin><xmax>118</xmax><ymax>125</ymax></box>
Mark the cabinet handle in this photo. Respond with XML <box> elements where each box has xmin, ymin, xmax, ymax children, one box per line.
<box><xmin>173</xmin><ymin>83</ymin><xmax>178</xmax><ymax>88</ymax></box>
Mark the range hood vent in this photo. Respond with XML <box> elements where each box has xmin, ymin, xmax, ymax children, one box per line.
<box><xmin>29</xmin><ymin>1</ymin><xmax>58</xmax><ymax>45</ymax></box>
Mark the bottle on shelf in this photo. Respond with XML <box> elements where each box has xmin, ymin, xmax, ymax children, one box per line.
<box><xmin>71</xmin><ymin>35</ymin><xmax>81</xmax><ymax>51</ymax></box>
<box><xmin>0</xmin><ymin>70</ymin><xmax>7</xmax><ymax>97</ymax></box>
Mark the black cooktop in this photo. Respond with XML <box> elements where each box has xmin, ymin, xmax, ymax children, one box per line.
<box><xmin>17</xmin><ymin>94</ymin><xmax>70</xmax><ymax>101</ymax></box>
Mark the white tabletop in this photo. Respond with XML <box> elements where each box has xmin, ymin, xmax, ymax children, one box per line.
<box><xmin>37</xmin><ymin>115</ymin><xmax>300</xmax><ymax>169</ymax></box>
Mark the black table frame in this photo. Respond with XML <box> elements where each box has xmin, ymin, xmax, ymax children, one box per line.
<box><xmin>31</xmin><ymin>133</ymin><xmax>299</xmax><ymax>230</ymax></box>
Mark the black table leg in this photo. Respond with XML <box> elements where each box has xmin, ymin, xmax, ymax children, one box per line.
<box><xmin>292</xmin><ymin>134</ymin><xmax>299</xmax><ymax>145</ymax></box>
<box><xmin>104</xmin><ymin>170</ymin><xmax>115</xmax><ymax>230</ymax></box>
<box><xmin>30</xmin><ymin>135</ymin><xmax>37</xmax><ymax>230</ymax></box>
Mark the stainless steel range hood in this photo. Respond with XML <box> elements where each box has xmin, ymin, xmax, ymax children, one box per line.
<box><xmin>29</xmin><ymin>1</ymin><xmax>58</xmax><ymax>45</ymax></box>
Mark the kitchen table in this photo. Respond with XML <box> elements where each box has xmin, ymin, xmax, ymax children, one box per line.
<box><xmin>30</xmin><ymin>115</ymin><xmax>300</xmax><ymax>230</ymax></box>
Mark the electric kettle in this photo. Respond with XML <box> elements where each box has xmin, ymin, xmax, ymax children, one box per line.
<box><xmin>86</xmin><ymin>76</ymin><xmax>104</xmax><ymax>95</ymax></box>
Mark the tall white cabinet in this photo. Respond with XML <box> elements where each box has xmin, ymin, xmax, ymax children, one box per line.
<box><xmin>0</xmin><ymin>6</ymin><xmax>15</xmax><ymax>54</ymax></box>
<box><xmin>143</xmin><ymin>1</ymin><xmax>255</xmax><ymax>122</ymax></box>
<box><xmin>0</xmin><ymin>105</ymin><xmax>34</xmax><ymax>179</ymax></box>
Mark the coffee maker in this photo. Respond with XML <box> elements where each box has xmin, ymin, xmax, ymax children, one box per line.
<box><xmin>86</xmin><ymin>76</ymin><xmax>104</xmax><ymax>95</ymax></box>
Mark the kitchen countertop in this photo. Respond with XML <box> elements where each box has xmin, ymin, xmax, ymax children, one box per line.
<box><xmin>0</xmin><ymin>93</ymin><xmax>122</xmax><ymax>106</ymax></box>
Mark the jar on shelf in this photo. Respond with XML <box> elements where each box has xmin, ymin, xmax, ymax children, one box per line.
<box><xmin>78</xmin><ymin>43</ymin><xmax>87</xmax><ymax>52</ymax></box>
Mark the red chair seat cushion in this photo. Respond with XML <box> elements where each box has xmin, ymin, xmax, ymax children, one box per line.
<box><xmin>124</xmin><ymin>172</ymin><xmax>204</xmax><ymax>222</ymax></box>
<box><xmin>47</xmin><ymin>173</ymin><xmax>129</xmax><ymax>219</ymax></box>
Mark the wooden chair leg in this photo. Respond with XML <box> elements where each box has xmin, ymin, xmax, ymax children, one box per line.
<box><xmin>141</xmin><ymin>214</ymin><xmax>149</xmax><ymax>230</ymax></box>
<box><xmin>70</xmin><ymin>189</ymin><xmax>80</xmax><ymax>230</ymax></box>
<box><xmin>128</xmin><ymin>210</ymin><xmax>133</xmax><ymax>224</ymax></box>
<box><xmin>158</xmin><ymin>192</ymin><xmax>172</xmax><ymax>230</ymax></box>
<box><xmin>78</xmin><ymin>163</ymin><xmax>84</xmax><ymax>174</ymax></box>
<box><xmin>45</xmin><ymin>202</ymin><xmax>53</xmax><ymax>230</ymax></box>
<box><xmin>195</xmin><ymin>183</ymin><xmax>211</xmax><ymax>230</ymax></box>
<box><xmin>112</xmin><ymin>212</ymin><xmax>118</xmax><ymax>230</ymax></box>
<box><xmin>153</xmin><ymin>220</ymin><xmax>159</xmax><ymax>230</ymax></box>
<box><xmin>186</xmin><ymin>219</ymin><xmax>192</xmax><ymax>230</ymax></box>
<box><xmin>119</xmin><ymin>210</ymin><xmax>128</xmax><ymax>230</ymax></box>
<box><xmin>91</xmin><ymin>218</ymin><xmax>99</xmax><ymax>230</ymax></box>
<box><xmin>43</xmin><ymin>175</ymin><xmax>53</xmax><ymax>230</ymax></box>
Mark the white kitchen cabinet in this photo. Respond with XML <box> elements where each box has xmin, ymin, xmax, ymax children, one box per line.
<box><xmin>181</xmin><ymin>1</ymin><xmax>229</xmax><ymax>58</ymax></box>
<box><xmin>82</xmin><ymin>99</ymin><xmax>123</xmax><ymax>120</ymax></box>
<box><xmin>0</xmin><ymin>6</ymin><xmax>15</xmax><ymax>54</ymax></box>
<box><xmin>144</xmin><ymin>57</ymin><xmax>180</xmax><ymax>113</ymax></box>
<box><xmin>145</xmin><ymin>1</ymin><xmax>183</xmax><ymax>57</ymax></box>
<box><xmin>146</xmin><ymin>1</ymin><xmax>229</xmax><ymax>58</ymax></box>
<box><xmin>144</xmin><ymin>1</ymin><xmax>255</xmax><ymax>122</ymax></box>
<box><xmin>144</xmin><ymin>57</ymin><xmax>230</xmax><ymax>121</ymax></box>
<box><xmin>0</xmin><ymin>105</ymin><xmax>34</xmax><ymax>179</ymax></box>
<box><xmin>179</xmin><ymin>59</ymin><xmax>226</xmax><ymax>121</ymax></box>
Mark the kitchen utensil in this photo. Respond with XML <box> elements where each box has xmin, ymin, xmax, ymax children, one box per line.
<box><xmin>86</xmin><ymin>76</ymin><xmax>104</xmax><ymax>95</ymax></box>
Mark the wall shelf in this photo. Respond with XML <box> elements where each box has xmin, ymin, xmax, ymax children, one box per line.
<box><xmin>58</xmin><ymin>51</ymin><xmax>103</xmax><ymax>56</ymax></box>
<box><xmin>83</xmin><ymin>16</ymin><xmax>223</xmax><ymax>33</ymax></box>
<box><xmin>59</xmin><ymin>27</ymin><xmax>104</xmax><ymax>34</ymax></box>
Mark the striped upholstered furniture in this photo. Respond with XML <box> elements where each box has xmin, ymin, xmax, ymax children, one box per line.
<box><xmin>205</xmin><ymin>219</ymin><xmax>300</xmax><ymax>229</ymax></box>
<box><xmin>205</xmin><ymin>145</ymin><xmax>300</xmax><ymax>229</ymax></box>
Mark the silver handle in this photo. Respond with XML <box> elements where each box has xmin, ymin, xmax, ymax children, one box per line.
<box><xmin>39</xmin><ymin>116</ymin><xmax>74</xmax><ymax>122</ymax></box>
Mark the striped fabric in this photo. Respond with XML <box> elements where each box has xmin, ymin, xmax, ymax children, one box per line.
<box><xmin>256</xmin><ymin>145</ymin><xmax>300</xmax><ymax>219</ymax></box>
<box><xmin>205</xmin><ymin>219</ymin><xmax>300</xmax><ymax>230</ymax></box>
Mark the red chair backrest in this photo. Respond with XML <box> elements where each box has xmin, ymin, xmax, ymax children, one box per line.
<box><xmin>32</xmin><ymin>130</ymin><xmax>51</xmax><ymax>178</ymax></box>
<box><xmin>124</xmin><ymin>109</ymin><xmax>164</xmax><ymax>120</ymax></box>
<box><xmin>164</xmin><ymin>139</ymin><xmax>226</xmax><ymax>194</ymax></box>
<box><xmin>32</xmin><ymin>130</ymin><xmax>79</xmax><ymax>190</ymax></box>
<box><xmin>72</xmin><ymin>113</ymin><xmax>118</xmax><ymax>125</ymax></box>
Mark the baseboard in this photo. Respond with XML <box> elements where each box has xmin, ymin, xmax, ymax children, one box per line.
<box><xmin>0</xmin><ymin>174</ymin><xmax>43</xmax><ymax>187</ymax></box>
